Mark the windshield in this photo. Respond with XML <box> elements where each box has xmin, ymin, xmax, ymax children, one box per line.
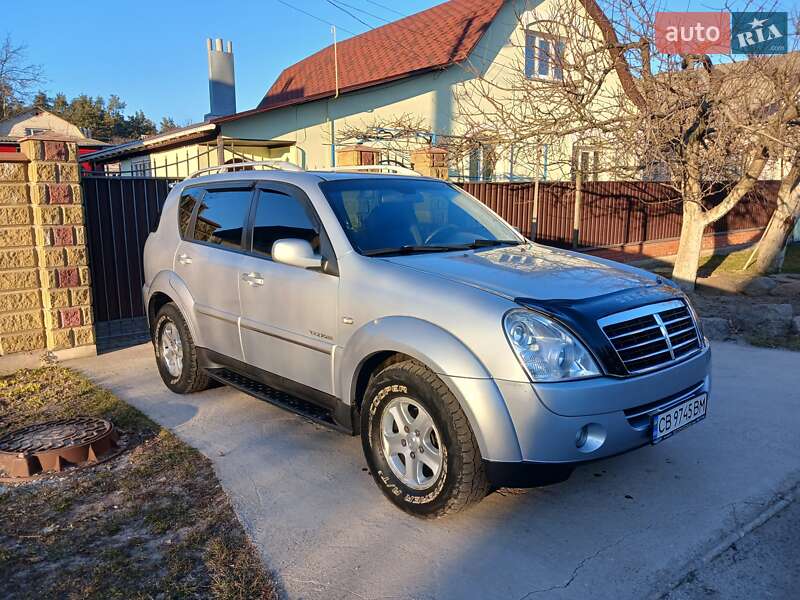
<box><xmin>319</xmin><ymin>178</ymin><xmax>523</xmax><ymax>256</ymax></box>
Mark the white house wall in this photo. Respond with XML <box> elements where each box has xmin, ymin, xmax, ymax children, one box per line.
<box><xmin>218</xmin><ymin>0</ymin><xmax>628</xmax><ymax>181</ymax></box>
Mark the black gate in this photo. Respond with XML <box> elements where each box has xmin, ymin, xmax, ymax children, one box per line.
<box><xmin>82</xmin><ymin>175</ymin><xmax>179</xmax><ymax>351</ymax></box>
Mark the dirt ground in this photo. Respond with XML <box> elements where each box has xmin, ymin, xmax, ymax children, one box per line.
<box><xmin>0</xmin><ymin>367</ymin><xmax>277</xmax><ymax>600</ymax></box>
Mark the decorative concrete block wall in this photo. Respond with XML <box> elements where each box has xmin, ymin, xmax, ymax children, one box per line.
<box><xmin>0</xmin><ymin>153</ymin><xmax>46</xmax><ymax>355</ymax></box>
<box><xmin>0</xmin><ymin>137</ymin><xmax>95</xmax><ymax>358</ymax></box>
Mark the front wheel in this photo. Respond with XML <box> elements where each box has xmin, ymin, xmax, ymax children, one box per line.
<box><xmin>361</xmin><ymin>359</ymin><xmax>488</xmax><ymax>518</ymax></box>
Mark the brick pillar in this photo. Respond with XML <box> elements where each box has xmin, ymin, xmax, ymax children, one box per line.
<box><xmin>0</xmin><ymin>153</ymin><xmax>47</xmax><ymax>355</ymax></box>
<box><xmin>411</xmin><ymin>147</ymin><xmax>449</xmax><ymax>180</ymax></box>
<box><xmin>17</xmin><ymin>137</ymin><xmax>96</xmax><ymax>358</ymax></box>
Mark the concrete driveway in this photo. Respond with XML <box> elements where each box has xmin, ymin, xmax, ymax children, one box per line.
<box><xmin>69</xmin><ymin>342</ymin><xmax>800</xmax><ymax>600</ymax></box>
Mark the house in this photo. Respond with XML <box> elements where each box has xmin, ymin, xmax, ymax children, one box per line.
<box><xmin>83</xmin><ymin>0</ymin><xmax>637</xmax><ymax>180</ymax></box>
<box><xmin>0</xmin><ymin>107</ymin><xmax>108</xmax><ymax>163</ymax></box>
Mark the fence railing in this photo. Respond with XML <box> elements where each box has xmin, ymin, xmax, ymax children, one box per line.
<box><xmin>458</xmin><ymin>180</ymin><xmax>779</xmax><ymax>250</ymax></box>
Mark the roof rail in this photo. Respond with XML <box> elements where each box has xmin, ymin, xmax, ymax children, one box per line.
<box><xmin>186</xmin><ymin>160</ymin><xmax>304</xmax><ymax>180</ymax></box>
<box><xmin>320</xmin><ymin>165</ymin><xmax>422</xmax><ymax>177</ymax></box>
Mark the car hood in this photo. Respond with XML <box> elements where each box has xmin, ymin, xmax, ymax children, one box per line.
<box><xmin>385</xmin><ymin>243</ymin><xmax>661</xmax><ymax>301</ymax></box>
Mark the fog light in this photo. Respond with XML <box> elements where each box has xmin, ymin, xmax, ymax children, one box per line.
<box><xmin>575</xmin><ymin>423</ymin><xmax>606</xmax><ymax>453</ymax></box>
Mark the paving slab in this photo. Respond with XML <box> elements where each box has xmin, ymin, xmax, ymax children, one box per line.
<box><xmin>69</xmin><ymin>342</ymin><xmax>800</xmax><ymax>600</ymax></box>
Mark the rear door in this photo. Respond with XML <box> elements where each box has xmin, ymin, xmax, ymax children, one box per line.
<box><xmin>237</xmin><ymin>182</ymin><xmax>339</xmax><ymax>395</ymax></box>
<box><xmin>173</xmin><ymin>182</ymin><xmax>254</xmax><ymax>361</ymax></box>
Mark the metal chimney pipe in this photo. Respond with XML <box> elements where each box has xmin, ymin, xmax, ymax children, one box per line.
<box><xmin>204</xmin><ymin>38</ymin><xmax>237</xmax><ymax>121</ymax></box>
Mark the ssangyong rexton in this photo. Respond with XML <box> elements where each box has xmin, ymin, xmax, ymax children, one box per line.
<box><xmin>142</xmin><ymin>164</ymin><xmax>711</xmax><ymax>518</ymax></box>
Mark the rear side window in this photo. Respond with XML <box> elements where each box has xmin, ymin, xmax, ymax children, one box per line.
<box><xmin>191</xmin><ymin>189</ymin><xmax>252</xmax><ymax>250</ymax></box>
<box><xmin>251</xmin><ymin>190</ymin><xmax>319</xmax><ymax>257</ymax></box>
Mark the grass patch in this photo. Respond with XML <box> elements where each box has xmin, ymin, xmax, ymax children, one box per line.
<box><xmin>0</xmin><ymin>367</ymin><xmax>277</xmax><ymax>599</ymax></box>
<box><xmin>698</xmin><ymin>243</ymin><xmax>800</xmax><ymax>277</ymax></box>
<box><xmin>746</xmin><ymin>334</ymin><xmax>800</xmax><ymax>352</ymax></box>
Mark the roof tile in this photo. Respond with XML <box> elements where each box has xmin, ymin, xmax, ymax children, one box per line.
<box><xmin>258</xmin><ymin>0</ymin><xmax>505</xmax><ymax>110</ymax></box>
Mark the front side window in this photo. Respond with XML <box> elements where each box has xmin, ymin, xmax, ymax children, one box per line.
<box><xmin>250</xmin><ymin>190</ymin><xmax>319</xmax><ymax>257</ymax></box>
<box><xmin>525</xmin><ymin>31</ymin><xmax>565</xmax><ymax>80</ymax></box>
<box><xmin>319</xmin><ymin>178</ymin><xmax>521</xmax><ymax>255</ymax></box>
<box><xmin>190</xmin><ymin>188</ymin><xmax>252</xmax><ymax>249</ymax></box>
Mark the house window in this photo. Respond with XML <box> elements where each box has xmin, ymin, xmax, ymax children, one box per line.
<box><xmin>24</xmin><ymin>127</ymin><xmax>50</xmax><ymax>136</ymax></box>
<box><xmin>525</xmin><ymin>31</ymin><xmax>565</xmax><ymax>80</ymax></box>
<box><xmin>573</xmin><ymin>147</ymin><xmax>600</xmax><ymax>182</ymax></box>
<box><xmin>131</xmin><ymin>159</ymin><xmax>151</xmax><ymax>177</ymax></box>
<box><xmin>468</xmin><ymin>148</ymin><xmax>481</xmax><ymax>181</ymax></box>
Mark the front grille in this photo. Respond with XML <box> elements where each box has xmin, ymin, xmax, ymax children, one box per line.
<box><xmin>599</xmin><ymin>300</ymin><xmax>702</xmax><ymax>375</ymax></box>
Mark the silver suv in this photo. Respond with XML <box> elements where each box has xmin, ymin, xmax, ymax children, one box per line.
<box><xmin>143</xmin><ymin>163</ymin><xmax>711</xmax><ymax>517</ymax></box>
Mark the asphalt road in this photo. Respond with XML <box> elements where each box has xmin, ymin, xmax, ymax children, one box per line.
<box><xmin>665</xmin><ymin>497</ymin><xmax>799</xmax><ymax>599</ymax></box>
<box><xmin>70</xmin><ymin>342</ymin><xmax>800</xmax><ymax>600</ymax></box>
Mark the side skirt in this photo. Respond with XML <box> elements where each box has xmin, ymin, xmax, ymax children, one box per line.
<box><xmin>197</xmin><ymin>348</ymin><xmax>355</xmax><ymax>435</ymax></box>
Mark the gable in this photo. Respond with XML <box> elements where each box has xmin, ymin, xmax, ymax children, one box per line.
<box><xmin>258</xmin><ymin>0</ymin><xmax>505</xmax><ymax>111</ymax></box>
<box><xmin>0</xmin><ymin>109</ymin><xmax>85</xmax><ymax>139</ymax></box>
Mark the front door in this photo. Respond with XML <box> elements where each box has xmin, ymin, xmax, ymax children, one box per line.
<box><xmin>237</xmin><ymin>184</ymin><xmax>339</xmax><ymax>395</ymax></box>
<box><xmin>174</xmin><ymin>183</ymin><xmax>254</xmax><ymax>361</ymax></box>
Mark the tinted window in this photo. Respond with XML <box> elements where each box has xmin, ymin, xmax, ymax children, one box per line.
<box><xmin>319</xmin><ymin>178</ymin><xmax>519</xmax><ymax>254</ymax></box>
<box><xmin>191</xmin><ymin>189</ymin><xmax>252</xmax><ymax>249</ymax></box>
<box><xmin>251</xmin><ymin>190</ymin><xmax>318</xmax><ymax>257</ymax></box>
<box><xmin>177</xmin><ymin>188</ymin><xmax>203</xmax><ymax>239</ymax></box>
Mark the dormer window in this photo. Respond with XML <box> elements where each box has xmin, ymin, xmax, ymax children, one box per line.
<box><xmin>525</xmin><ymin>31</ymin><xmax>565</xmax><ymax>80</ymax></box>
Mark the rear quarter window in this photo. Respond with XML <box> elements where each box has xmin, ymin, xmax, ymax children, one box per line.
<box><xmin>177</xmin><ymin>188</ymin><xmax>203</xmax><ymax>239</ymax></box>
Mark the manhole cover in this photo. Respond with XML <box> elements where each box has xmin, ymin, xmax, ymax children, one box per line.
<box><xmin>0</xmin><ymin>417</ymin><xmax>119</xmax><ymax>478</ymax></box>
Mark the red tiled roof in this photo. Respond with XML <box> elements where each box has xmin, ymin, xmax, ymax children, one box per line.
<box><xmin>258</xmin><ymin>0</ymin><xmax>505</xmax><ymax>111</ymax></box>
<box><xmin>214</xmin><ymin>0</ymin><xmax>643</xmax><ymax>124</ymax></box>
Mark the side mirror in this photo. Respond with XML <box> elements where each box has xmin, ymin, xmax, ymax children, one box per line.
<box><xmin>272</xmin><ymin>239</ymin><xmax>323</xmax><ymax>269</ymax></box>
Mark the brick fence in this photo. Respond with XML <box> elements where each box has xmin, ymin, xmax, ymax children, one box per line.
<box><xmin>0</xmin><ymin>136</ymin><xmax>95</xmax><ymax>358</ymax></box>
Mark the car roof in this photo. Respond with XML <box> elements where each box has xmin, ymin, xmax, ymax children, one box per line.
<box><xmin>177</xmin><ymin>169</ymin><xmax>442</xmax><ymax>190</ymax></box>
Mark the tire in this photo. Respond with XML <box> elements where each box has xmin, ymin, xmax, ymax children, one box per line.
<box><xmin>153</xmin><ymin>303</ymin><xmax>210</xmax><ymax>394</ymax></box>
<box><xmin>361</xmin><ymin>359</ymin><xmax>489</xmax><ymax>518</ymax></box>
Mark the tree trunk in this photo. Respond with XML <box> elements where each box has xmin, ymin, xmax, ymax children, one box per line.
<box><xmin>672</xmin><ymin>201</ymin><xmax>706</xmax><ymax>290</ymax></box>
<box><xmin>754</xmin><ymin>182</ymin><xmax>800</xmax><ymax>273</ymax></box>
<box><xmin>753</xmin><ymin>155</ymin><xmax>800</xmax><ymax>274</ymax></box>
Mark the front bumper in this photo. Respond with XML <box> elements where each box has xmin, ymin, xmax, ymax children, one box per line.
<box><xmin>483</xmin><ymin>346</ymin><xmax>711</xmax><ymax>485</ymax></box>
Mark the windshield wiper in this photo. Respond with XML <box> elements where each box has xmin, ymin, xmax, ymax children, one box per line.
<box><xmin>362</xmin><ymin>245</ymin><xmax>461</xmax><ymax>257</ymax></box>
<box><xmin>464</xmin><ymin>239</ymin><xmax>524</xmax><ymax>248</ymax></box>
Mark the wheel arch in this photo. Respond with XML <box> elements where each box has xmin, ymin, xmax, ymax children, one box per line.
<box><xmin>340</xmin><ymin>316</ymin><xmax>522</xmax><ymax>462</ymax></box>
<box><xmin>145</xmin><ymin>270</ymin><xmax>202</xmax><ymax>347</ymax></box>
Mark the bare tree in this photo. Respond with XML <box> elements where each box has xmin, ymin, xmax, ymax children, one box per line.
<box><xmin>747</xmin><ymin>50</ymin><xmax>800</xmax><ymax>273</ymax></box>
<box><xmin>0</xmin><ymin>35</ymin><xmax>43</xmax><ymax>120</ymax></box>
<box><xmin>452</xmin><ymin>0</ymin><xmax>796</xmax><ymax>289</ymax></box>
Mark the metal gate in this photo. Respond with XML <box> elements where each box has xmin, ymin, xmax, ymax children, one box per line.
<box><xmin>82</xmin><ymin>175</ymin><xmax>179</xmax><ymax>351</ymax></box>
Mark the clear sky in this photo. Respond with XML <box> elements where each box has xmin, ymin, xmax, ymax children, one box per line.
<box><xmin>5</xmin><ymin>0</ymin><xmax>795</xmax><ymax>125</ymax></box>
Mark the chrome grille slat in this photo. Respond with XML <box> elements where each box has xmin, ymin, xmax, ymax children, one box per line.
<box><xmin>671</xmin><ymin>336</ymin><xmax>698</xmax><ymax>350</ymax></box>
<box><xmin>616</xmin><ymin>336</ymin><xmax>669</xmax><ymax>352</ymax></box>
<box><xmin>668</xmin><ymin>325</ymin><xmax>696</xmax><ymax>338</ymax></box>
<box><xmin>626</xmin><ymin>347</ymin><xmax>672</xmax><ymax>363</ymax></box>
<box><xmin>608</xmin><ymin>323</ymin><xmax>661</xmax><ymax>340</ymax></box>
<box><xmin>598</xmin><ymin>300</ymin><xmax>702</xmax><ymax>375</ymax></box>
<box><xmin>662</xmin><ymin>315</ymin><xmax>691</xmax><ymax>326</ymax></box>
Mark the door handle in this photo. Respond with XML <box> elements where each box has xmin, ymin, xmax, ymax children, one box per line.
<box><xmin>241</xmin><ymin>272</ymin><xmax>264</xmax><ymax>286</ymax></box>
<box><xmin>177</xmin><ymin>253</ymin><xmax>192</xmax><ymax>265</ymax></box>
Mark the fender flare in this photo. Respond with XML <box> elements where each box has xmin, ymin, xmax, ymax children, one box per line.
<box><xmin>339</xmin><ymin>316</ymin><xmax>522</xmax><ymax>462</ymax></box>
<box><xmin>145</xmin><ymin>270</ymin><xmax>203</xmax><ymax>348</ymax></box>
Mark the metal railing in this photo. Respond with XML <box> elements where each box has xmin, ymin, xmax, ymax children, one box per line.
<box><xmin>320</xmin><ymin>164</ymin><xmax>421</xmax><ymax>176</ymax></box>
<box><xmin>186</xmin><ymin>160</ymin><xmax>304</xmax><ymax>179</ymax></box>
<box><xmin>182</xmin><ymin>161</ymin><xmax>423</xmax><ymax>181</ymax></box>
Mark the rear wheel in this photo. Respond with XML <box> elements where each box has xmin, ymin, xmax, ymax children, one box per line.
<box><xmin>361</xmin><ymin>359</ymin><xmax>488</xmax><ymax>518</ymax></box>
<box><xmin>153</xmin><ymin>303</ymin><xmax>210</xmax><ymax>394</ymax></box>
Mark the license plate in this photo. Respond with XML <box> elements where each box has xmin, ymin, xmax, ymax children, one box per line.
<box><xmin>652</xmin><ymin>393</ymin><xmax>707</xmax><ymax>443</ymax></box>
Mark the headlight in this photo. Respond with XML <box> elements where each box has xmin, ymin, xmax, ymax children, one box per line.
<box><xmin>503</xmin><ymin>309</ymin><xmax>601</xmax><ymax>382</ymax></box>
